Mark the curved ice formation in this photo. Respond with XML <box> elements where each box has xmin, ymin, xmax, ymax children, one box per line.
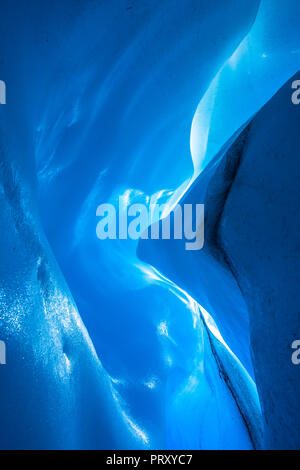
<box><xmin>139</xmin><ymin>72</ymin><xmax>300</xmax><ymax>449</ymax></box>
<box><xmin>191</xmin><ymin>0</ymin><xmax>300</xmax><ymax>174</ymax></box>
<box><xmin>0</xmin><ymin>0</ymin><xmax>299</xmax><ymax>450</ymax></box>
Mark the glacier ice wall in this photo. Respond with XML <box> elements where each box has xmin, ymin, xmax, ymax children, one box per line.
<box><xmin>0</xmin><ymin>0</ymin><xmax>299</xmax><ymax>450</ymax></box>
<box><xmin>139</xmin><ymin>70</ymin><xmax>300</xmax><ymax>450</ymax></box>
<box><xmin>219</xmin><ymin>72</ymin><xmax>300</xmax><ymax>450</ymax></box>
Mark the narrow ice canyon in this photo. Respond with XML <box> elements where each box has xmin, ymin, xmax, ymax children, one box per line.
<box><xmin>0</xmin><ymin>0</ymin><xmax>299</xmax><ymax>450</ymax></box>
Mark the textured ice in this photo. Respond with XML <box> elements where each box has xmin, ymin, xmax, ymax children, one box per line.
<box><xmin>139</xmin><ymin>72</ymin><xmax>300</xmax><ymax>450</ymax></box>
<box><xmin>0</xmin><ymin>0</ymin><xmax>299</xmax><ymax>450</ymax></box>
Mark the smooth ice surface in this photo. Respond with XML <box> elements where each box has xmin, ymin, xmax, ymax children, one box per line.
<box><xmin>191</xmin><ymin>0</ymin><xmax>300</xmax><ymax>173</ymax></box>
<box><xmin>140</xmin><ymin>67</ymin><xmax>300</xmax><ymax>451</ymax></box>
<box><xmin>219</xmin><ymin>72</ymin><xmax>300</xmax><ymax>449</ymax></box>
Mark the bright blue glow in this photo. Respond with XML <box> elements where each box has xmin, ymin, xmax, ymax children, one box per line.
<box><xmin>0</xmin><ymin>0</ymin><xmax>299</xmax><ymax>450</ymax></box>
